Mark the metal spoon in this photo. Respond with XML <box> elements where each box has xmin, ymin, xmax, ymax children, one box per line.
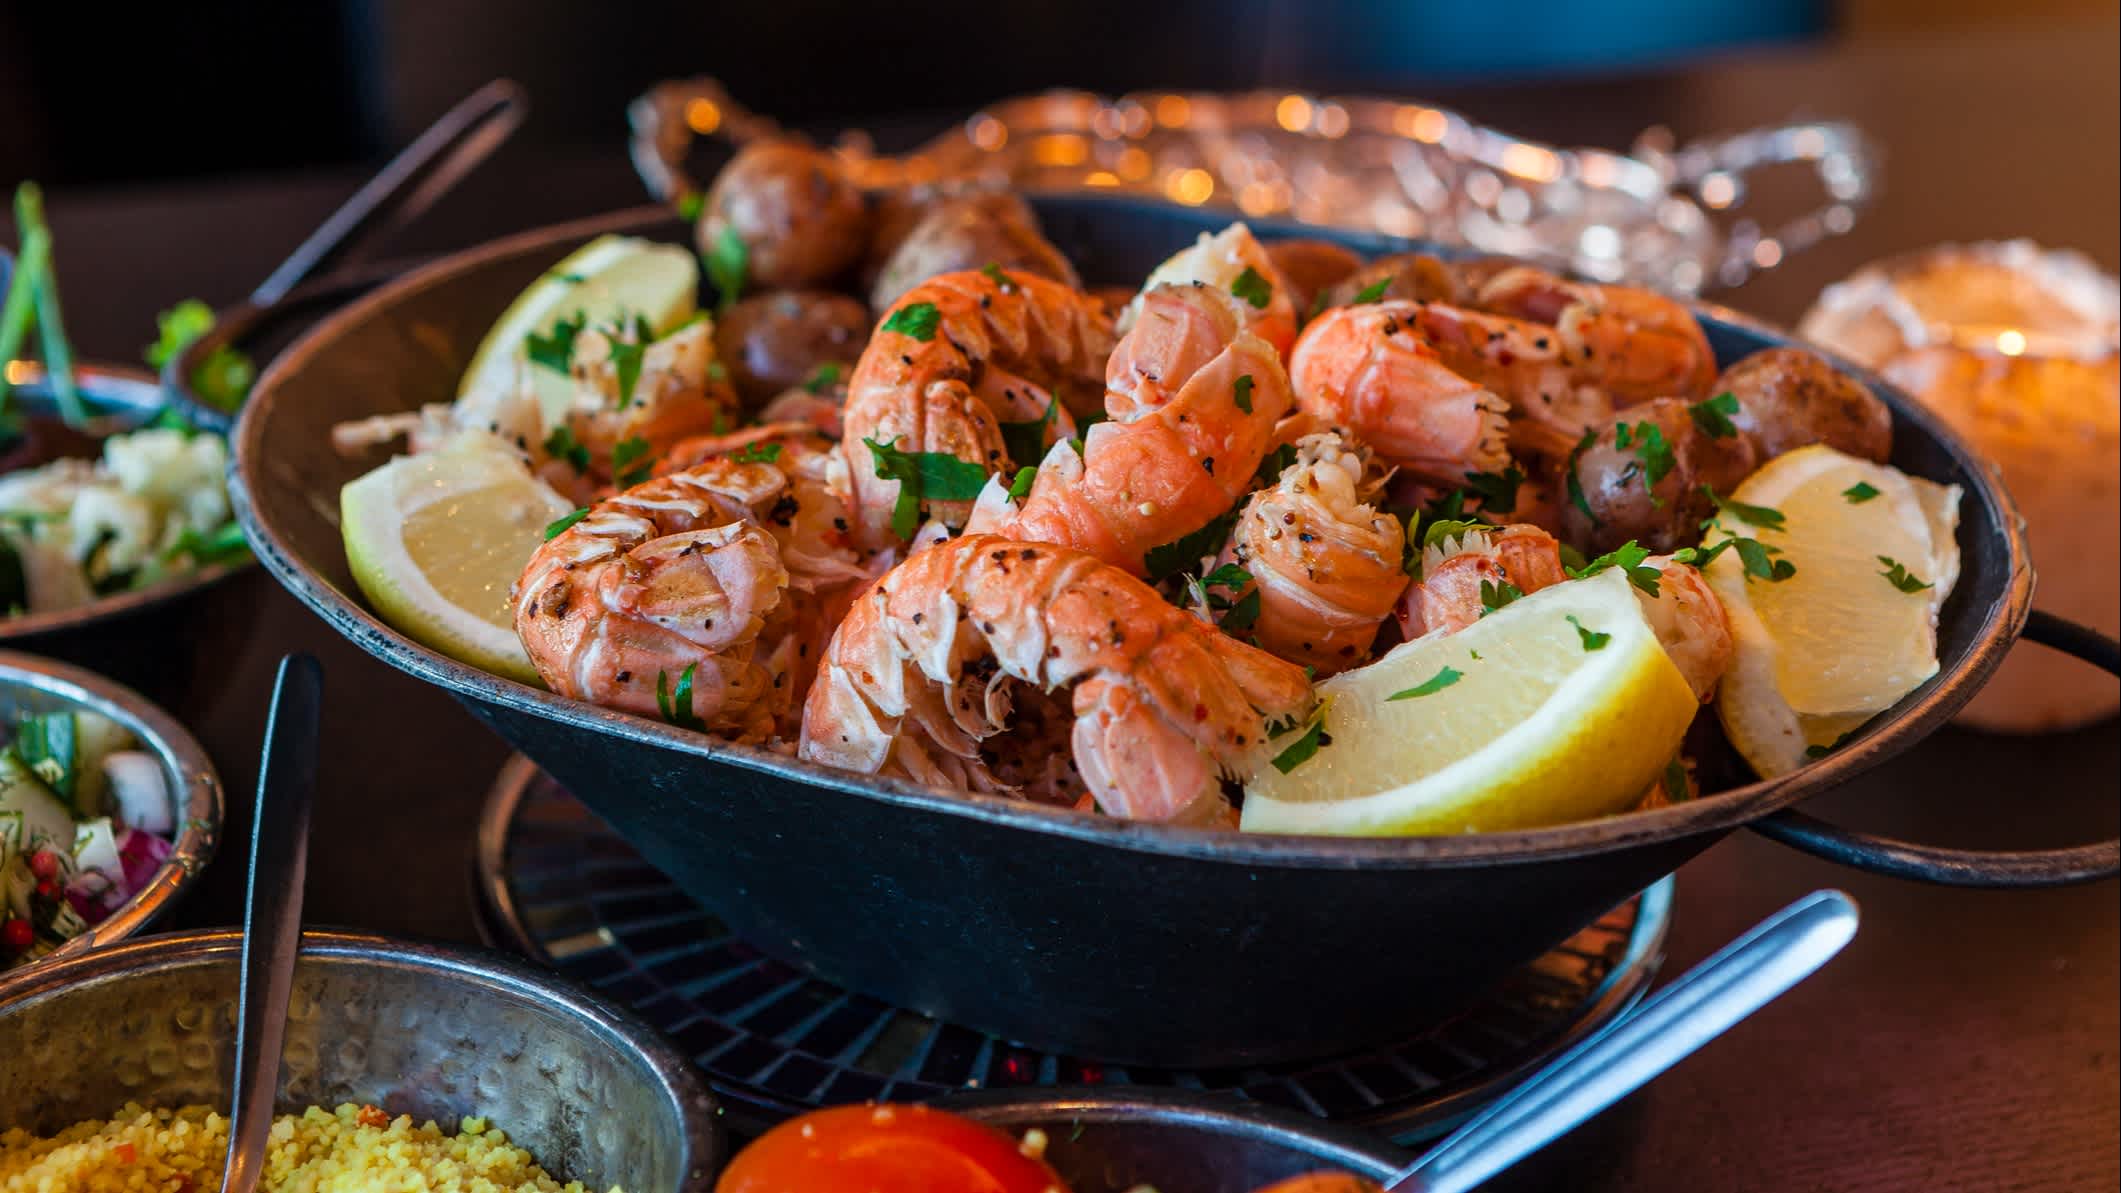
<box><xmin>220</xmin><ymin>654</ymin><xmax>324</xmax><ymax>1193</ymax></box>
<box><xmin>1385</xmin><ymin>889</ymin><xmax>1860</xmax><ymax>1193</ymax></box>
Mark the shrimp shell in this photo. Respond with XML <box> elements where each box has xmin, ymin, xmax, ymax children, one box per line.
<box><xmin>1476</xmin><ymin>266</ymin><xmax>1718</xmax><ymax>404</ymax></box>
<box><xmin>1122</xmin><ymin>223</ymin><xmax>1300</xmax><ymax>358</ymax></box>
<box><xmin>798</xmin><ymin>534</ymin><xmax>1314</xmax><ymax>825</ymax></box>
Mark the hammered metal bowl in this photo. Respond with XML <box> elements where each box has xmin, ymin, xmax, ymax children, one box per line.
<box><xmin>0</xmin><ymin>929</ymin><xmax>725</xmax><ymax>1191</ymax></box>
<box><xmin>0</xmin><ymin>649</ymin><xmax>220</xmax><ymax>969</ymax></box>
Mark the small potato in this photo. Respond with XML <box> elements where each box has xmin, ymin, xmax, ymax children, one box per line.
<box><xmin>1264</xmin><ymin>238</ymin><xmax>1363</xmax><ymax>316</ymax></box>
<box><xmin>698</xmin><ymin>140</ymin><xmax>869</xmax><ymax>291</ymax></box>
<box><xmin>868</xmin><ymin>192</ymin><xmax>1080</xmax><ymax>310</ymax></box>
<box><xmin>713</xmin><ymin>290</ymin><xmax>871</xmax><ymax>408</ymax></box>
<box><xmin>1321</xmin><ymin>252</ymin><xmax>1474</xmax><ymax>309</ymax></box>
<box><xmin>1562</xmin><ymin>398</ymin><xmax>1759</xmax><ymax>554</ymax></box>
<box><xmin>1715</xmin><ymin>347</ymin><xmax>1892</xmax><ymax>462</ymax></box>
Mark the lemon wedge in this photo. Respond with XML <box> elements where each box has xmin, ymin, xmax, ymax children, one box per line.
<box><xmin>341</xmin><ymin>443</ymin><xmax>573</xmax><ymax>684</ymax></box>
<box><xmin>1706</xmin><ymin>445</ymin><xmax>1961</xmax><ymax>777</ymax></box>
<box><xmin>457</xmin><ymin>234</ymin><xmax>700</xmax><ymax>427</ymax></box>
<box><xmin>1242</xmin><ymin>568</ymin><xmax>1698</xmax><ymax>836</ymax></box>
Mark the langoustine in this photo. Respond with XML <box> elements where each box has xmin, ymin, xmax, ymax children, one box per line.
<box><xmin>798</xmin><ymin>534</ymin><xmax>1315</xmax><ymax>825</ymax></box>
<box><xmin>1123</xmin><ymin>223</ymin><xmax>1300</xmax><ymax>358</ymax></box>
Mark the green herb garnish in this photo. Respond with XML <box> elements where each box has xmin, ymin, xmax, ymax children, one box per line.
<box><xmin>1268</xmin><ymin>700</ymin><xmax>1333</xmax><ymax>773</ymax></box>
<box><xmin>1388</xmin><ymin>666</ymin><xmax>1463</xmax><ymax>700</ymax></box>
<box><xmin>1565</xmin><ymin>429</ymin><xmax>1600</xmax><ymax>526</ymax></box>
<box><xmin>1143</xmin><ymin>509</ymin><xmax>1243</xmax><ymax>583</ymax></box>
<box><xmin>1804</xmin><ymin>729</ymin><xmax>1861</xmax><ymax>759</ymax></box>
<box><xmin>525</xmin><ymin>311</ymin><xmax>586</xmax><ymax>375</ymax></box>
<box><xmin>1006</xmin><ymin>465</ymin><xmax>1038</xmax><ymax>500</ymax></box>
<box><xmin>1662</xmin><ymin>757</ymin><xmax>1691</xmax><ymax>801</ymax></box>
<box><xmin>1878</xmin><ymin>556</ymin><xmax>1933</xmax><ymax>593</ymax></box>
<box><xmin>863</xmin><ymin>437</ymin><xmax>990</xmax><ymax>541</ymax></box>
<box><xmin>1254</xmin><ymin>443</ymin><xmax>1299</xmax><ymax>487</ymax></box>
<box><xmin>1732</xmin><ymin>538</ymin><xmax>1796</xmax><ymax>582</ymax></box>
<box><xmin>543</xmin><ymin>508</ymin><xmax>590</xmax><ymax>540</ymax></box>
<box><xmin>803</xmin><ymin>361</ymin><xmax>845</xmax><ymax>393</ymax></box>
<box><xmin>998</xmin><ymin>397</ymin><xmax>1058</xmax><ymax>466</ymax></box>
<box><xmin>1233</xmin><ymin>374</ymin><xmax>1255</xmax><ymax>414</ymax></box>
<box><xmin>1463</xmin><ymin>466</ymin><xmax>1525</xmax><ymax>514</ymax></box>
<box><xmin>1350</xmin><ymin>277</ymin><xmax>1391</xmax><ymax>305</ymax></box>
<box><xmin>607</xmin><ymin>336</ymin><xmax>646</xmax><ymax>409</ymax></box>
<box><xmin>1842</xmin><ymin>482</ymin><xmax>1881</xmax><ymax>504</ymax></box>
<box><xmin>1570</xmin><ymin>541</ymin><xmax>1661</xmax><ymax>596</ymax></box>
<box><xmin>980</xmin><ymin>262</ymin><xmax>1018</xmax><ymax>293</ymax></box>
<box><xmin>1688</xmin><ymin>391</ymin><xmax>1741</xmax><ymax>439</ymax></box>
<box><xmin>543</xmin><ymin>426</ymin><xmax>590</xmax><ymax>474</ymax></box>
<box><xmin>1478</xmin><ymin>579</ymin><xmax>1523</xmax><ymax>616</ymax></box>
<box><xmin>730</xmin><ymin>441</ymin><xmax>783</xmax><ymax>465</ymax></box>
<box><xmin>676</xmin><ymin>192</ymin><xmax>706</xmax><ymax>223</ymax></box>
<box><xmin>881</xmin><ymin>300</ymin><xmax>941</xmax><ymax>342</ymax></box>
<box><xmin>1568</xmin><ymin>614</ymin><xmax>1610</xmax><ymax>651</ymax></box>
<box><xmin>1703</xmin><ymin>485</ymin><xmax>1785</xmax><ymax>531</ymax></box>
<box><xmin>656</xmin><ymin>664</ymin><xmax>708</xmax><ymax>732</ymax></box>
<box><xmin>706</xmin><ymin>225</ymin><xmax>747</xmax><ymax>315</ymax></box>
<box><xmin>13</xmin><ymin>711</ymin><xmax>78</xmax><ymax>808</ymax></box>
<box><xmin>160</xmin><ymin>520</ymin><xmax>250</xmax><ymax>569</ymax></box>
<box><xmin>611</xmin><ymin>436</ymin><xmax>655</xmax><ymax>488</ymax></box>
<box><xmin>1230</xmin><ymin>266</ymin><xmax>1273</xmax><ymax>310</ymax></box>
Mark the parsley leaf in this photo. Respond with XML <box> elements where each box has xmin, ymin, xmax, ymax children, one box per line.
<box><xmin>1662</xmin><ymin>757</ymin><xmax>1691</xmax><ymax>801</ymax></box>
<box><xmin>1422</xmin><ymin>517</ymin><xmax>1489</xmax><ymax>551</ymax></box>
<box><xmin>1732</xmin><ymin>537</ymin><xmax>1796</xmax><ymax>581</ymax></box>
<box><xmin>1388</xmin><ymin>666</ymin><xmax>1463</xmax><ymax>700</ymax></box>
<box><xmin>611</xmin><ymin>436</ymin><xmax>655</xmax><ymax>487</ymax></box>
<box><xmin>1703</xmin><ymin>485</ymin><xmax>1785</xmax><ymax>530</ymax></box>
<box><xmin>1306</xmin><ymin>290</ymin><xmax>1331</xmax><ymax>325</ymax></box>
<box><xmin>1268</xmin><ymin>700</ymin><xmax>1333</xmax><ymax>773</ymax></box>
<box><xmin>1462</xmin><ymin>466</ymin><xmax>1525</xmax><ymax>514</ymax></box>
<box><xmin>543</xmin><ymin>508</ymin><xmax>590</xmax><ymax>540</ymax></box>
<box><xmin>730</xmin><ymin>441</ymin><xmax>783</xmax><ymax>465</ymax></box>
<box><xmin>1804</xmin><ymin>729</ymin><xmax>1861</xmax><ymax>759</ymax></box>
<box><xmin>1568</xmin><ymin>614</ymin><xmax>1610</xmax><ymax>651</ymax></box>
<box><xmin>881</xmin><ymin>301</ymin><xmax>941</xmax><ymax>341</ymax></box>
<box><xmin>607</xmin><ymin>336</ymin><xmax>646</xmax><ymax>408</ymax></box>
<box><xmin>161</xmin><ymin>520</ymin><xmax>250</xmax><ymax>568</ymax></box>
<box><xmin>999</xmin><ymin>397</ymin><xmax>1058</xmax><ymax>466</ymax></box>
<box><xmin>803</xmin><ymin>361</ymin><xmax>845</xmax><ymax>393</ymax></box>
<box><xmin>1231</xmin><ymin>266</ymin><xmax>1273</xmax><ymax>310</ymax></box>
<box><xmin>1219</xmin><ymin>586</ymin><xmax>1262</xmax><ymax>632</ymax></box>
<box><xmin>980</xmin><ymin>262</ymin><xmax>1018</xmax><ymax>293</ymax></box>
<box><xmin>1878</xmin><ymin>556</ymin><xmax>1933</xmax><ymax>593</ymax></box>
<box><xmin>1203</xmin><ymin>562</ymin><xmax>1252</xmax><ymax>591</ymax></box>
<box><xmin>1254</xmin><ymin>443</ymin><xmax>1299</xmax><ymax>487</ymax></box>
<box><xmin>1688</xmin><ymin>391</ymin><xmax>1741</xmax><ymax>439</ymax></box>
<box><xmin>1351</xmin><ymin>277</ymin><xmax>1391</xmax><ymax>305</ymax></box>
<box><xmin>1234</xmin><ymin>373</ymin><xmax>1255</xmax><ymax>414</ymax></box>
<box><xmin>863</xmin><ymin>437</ymin><xmax>990</xmax><ymax>540</ymax></box>
<box><xmin>1566</xmin><ymin>429</ymin><xmax>1600</xmax><ymax>526</ymax></box>
<box><xmin>656</xmin><ymin>664</ymin><xmax>708</xmax><ymax>732</ymax></box>
<box><xmin>676</xmin><ymin>192</ymin><xmax>706</xmax><ymax>223</ymax></box>
<box><xmin>1143</xmin><ymin>509</ymin><xmax>1244</xmax><ymax>583</ymax></box>
<box><xmin>1842</xmin><ymin>481</ymin><xmax>1881</xmax><ymax>504</ymax></box>
<box><xmin>706</xmin><ymin>225</ymin><xmax>747</xmax><ymax>315</ymax></box>
<box><xmin>1570</xmin><ymin>541</ymin><xmax>1661</xmax><ymax>596</ymax></box>
<box><xmin>1006</xmin><ymin>465</ymin><xmax>1039</xmax><ymax>500</ymax></box>
<box><xmin>1478</xmin><ymin>579</ymin><xmax>1523</xmax><ymax>616</ymax></box>
<box><xmin>525</xmin><ymin>311</ymin><xmax>585</xmax><ymax>375</ymax></box>
<box><xmin>543</xmin><ymin>425</ymin><xmax>590</xmax><ymax>474</ymax></box>
<box><xmin>145</xmin><ymin>298</ymin><xmax>255</xmax><ymax>409</ymax></box>
<box><xmin>145</xmin><ymin>299</ymin><xmax>214</xmax><ymax>369</ymax></box>
<box><xmin>1625</xmin><ymin>420</ymin><xmax>1677</xmax><ymax>488</ymax></box>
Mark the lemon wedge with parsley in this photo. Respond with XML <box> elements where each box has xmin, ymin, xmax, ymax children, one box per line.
<box><xmin>458</xmin><ymin>234</ymin><xmax>699</xmax><ymax>426</ymax></box>
<box><xmin>1704</xmin><ymin>445</ymin><xmax>1961</xmax><ymax>777</ymax></box>
<box><xmin>1242</xmin><ymin>568</ymin><xmax>1698</xmax><ymax>836</ymax></box>
<box><xmin>341</xmin><ymin>443</ymin><xmax>572</xmax><ymax>685</ymax></box>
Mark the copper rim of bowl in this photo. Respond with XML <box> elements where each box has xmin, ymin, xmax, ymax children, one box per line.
<box><xmin>0</xmin><ymin>926</ymin><xmax>726</xmax><ymax>1189</ymax></box>
<box><xmin>0</xmin><ymin>649</ymin><xmax>222</xmax><ymax>966</ymax></box>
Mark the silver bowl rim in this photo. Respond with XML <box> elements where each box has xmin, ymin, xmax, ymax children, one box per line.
<box><xmin>0</xmin><ymin>360</ymin><xmax>252</xmax><ymax>643</ymax></box>
<box><xmin>228</xmin><ymin>199</ymin><xmax>2034</xmax><ymax>870</ymax></box>
<box><xmin>0</xmin><ymin>648</ymin><xmax>222</xmax><ymax>969</ymax></box>
<box><xmin>0</xmin><ymin>925</ymin><xmax>727</xmax><ymax>1190</ymax></box>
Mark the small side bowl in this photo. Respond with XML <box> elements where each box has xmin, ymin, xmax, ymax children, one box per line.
<box><xmin>0</xmin><ymin>649</ymin><xmax>220</xmax><ymax>967</ymax></box>
<box><xmin>0</xmin><ymin>928</ymin><xmax>725</xmax><ymax>1191</ymax></box>
<box><xmin>0</xmin><ymin>361</ymin><xmax>250</xmax><ymax>650</ymax></box>
<box><xmin>948</xmin><ymin>1088</ymin><xmax>1406</xmax><ymax>1191</ymax></box>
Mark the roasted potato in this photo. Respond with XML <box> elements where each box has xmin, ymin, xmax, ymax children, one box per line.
<box><xmin>1264</xmin><ymin>238</ymin><xmax>1363</xmax><ymax>316</ymax></box>
<box><xmin>697</xmin><ymin>140</ymin><xmax>869</xmax><ymax>291</ymax></box>
<box><xmin>1563</xmin><ymin>398</ymin><xmax>1759</xmax><ymax>553</ymax></box>
<box><xmin>1715</xmin><ymin>347</ymin><xmax>1893</xmax><ymax>462</ymax></box>
<box><xmin>867</xmin><ymin>192</ymin><xmax>1080</xmax><ymax>310</ymax></box>
<box><xmin>713</xmin><ymin>290</ymin><xmax>871</xmax><ymax>408</ymax></box>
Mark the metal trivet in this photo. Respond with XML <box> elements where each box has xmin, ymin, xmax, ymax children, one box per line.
<box><xmin>472</xmin><ymin>755</ymin><xmax>1672</xmax><ymax>1143</ymax></box>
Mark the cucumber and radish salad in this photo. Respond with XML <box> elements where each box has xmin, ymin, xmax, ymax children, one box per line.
<box><xmin>0</xmin><ymin>706</ymin><xmax>173</xmax><ymax>967</ymax></box>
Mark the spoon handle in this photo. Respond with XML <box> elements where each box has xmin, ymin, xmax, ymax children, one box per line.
<box><xmin>250</xmin><ymin>79</ymin><xmax>525</xmax><ymax>307</ymax></box>
<box><xmin>221</xmin><ymin>655</ymin><xmax>323</xmax><ymax>1193</ymax></box>
<box><xmin>1386</xmin><ymin>889</ymin><xmax>1860</xmax><ymax>1193</ymax></box>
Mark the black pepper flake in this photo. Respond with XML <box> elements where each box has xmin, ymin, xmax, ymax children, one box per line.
<box><xmin>912</xmin><ymin>612</ymin><xmax>925</xmax><ymax>624</ymax></box>
<box><xmin>615</xmin><ymin>669</ymin><xmax>632</xmax><ymax>682</ymax></box>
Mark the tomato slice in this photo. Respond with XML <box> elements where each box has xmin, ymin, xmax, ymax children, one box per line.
<box><xmin>716</xmin><ymin>1103</ymin><xmax>1074</xmax><ymax>1193</ymax></box>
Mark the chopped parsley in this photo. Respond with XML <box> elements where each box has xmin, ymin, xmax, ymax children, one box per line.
<box><xmin>706</xmin><ymin>225</ymin><xmax>747</xmax><ymax>314</ymax></box>
<box><xmin>547</xmin><ymin>270</ymin><xmax>588</xmax><ymax>285</ymax></box>
<box><xmin>1688</xmin><ymin>391</ymin><xmax>1741</xmax><ymax>439</ymax></box>
<box><xmin>1422</xmin><ymin>517</ymin><xmax>1489</xmax><ymax>551</ymax></box>
<box><xmin>656</xmin><ymin>664</ymin><xmax>708</xmax><ymax>732</ymax></box>
<box><xmin>161</xmin><ymin>520</ymin><xmax>250</xmax><ymax>569</ymax></box>
<box><xmin>1703</xmin><ymin>485</ymin><xmax>1785</xmax><ymax>531</ymax></box>
<box><xmin>863</xmin><ymin>437</ymin><xmax>991</xmax><ymax>540</ymax></box>
<box><xmin>611</xmin><ymin>436</ymin><xmax>655</xmax><ymax>487</ymax></box>
<box><xmin>676</xmin><ymin>192</ymin><xmax>706</xmax><ymax>223</ymax></box>
<box><xmin>1662</xmin><ymin>757</ymin><xmax>1691</xmax><ymax>801</ymax></box>
<box><xmin>542</xmin><ymin>425</ymin><xmax>590</xmax><ymax>474</ymax></box>
<box><xmin>730</xmin><ymin>441</ymin><xmax>783</xmax><ymax>465</ymax></box>
<box><xmin>1568</xmin><ymin>614</ymin><xmax>1610</xmax><ymax>651</ymax></box>
<box><xmin>1254</xmin><ymin>443</ymin><xmax>1299</xmax><ymax>486</ymax></box>
<box><xmin>144</xmin><ymin>299</ymin><xmax>257</xmax><ymax>413</ymax></box>
<box><xmin>608</xmin><ymin>336</ymin><xmax>646</xmax><ymax>408</ymax></box>
<box><xmin>1842</xmin><ymin>482</ymin><xmax>1881</xmax><ymax>504</ymax></box>
<box><xmin>1143</xmin><ymin>509</ymin><xmax>1243</xmax><ymax>583</ymax></box>
<box><xmin>1267</xmin><ymin>699</ymin><xmax>1333</xmax><ymax>773</ymax></box>
<box><xmin>1731</xmin><ymin>537</ymin><xmax>1796</xmax><ymax>581</ymax></box>
<box><xmin>1006</xmin><ymin>465</ymin><xmax>1039</xmax><ymax>500</ymax></box>
<box><xmin>525</xmin><ymin>311</ymin><xmax>586</xmax><ymax>375</ymax></box>
<box><xmin>1350</xmin><ymin>277</ymin><xmax>1392</xmax><ymax>305</ymax></box>
<box><xmin>1188</xmin><ymin>564</ymin><xmax>1262</xmax><ymax>632</ymax></box>
<box><xmin>1233</xmin><ymin>373</ymin><xmax>1255</xmax><ymax>414</ymax></box>
<box><xmin>803</xmin><ymin>361</ymin><xmax>845</xmax><ymax>393</ymax></box>
<box><xmin>998</xmin><ymin>397</ymin><xmax>1058</xmax><ymax>465</ymax></box>
<box><xmin>1230</xmin><ymin>266</ymin><xmax>1273</xmax><ymax>310</ymax></box>
<box><xmin>1805</xmin><ymin>729</ymin><xmax>1861</xmax><ymax>759</ymax></box>
<box><xmin>1565</xmin><ymin>429</ymin><xmax>1600</xmax><ymax>526</ymax></box>
<box><xmin>1462</xmin><ymin>466</ymin><xmax>1525</xmax><ymax>514</ymax></box>
<box><xmin>980</xmin><ymin>262</ymin><xmax>1018</xmax><ymax>293</ymax></box>
<box><xmin>543</xmin><ymin>508</ymin><xmax>590</xmax><ymax>540</ymax></box>
<box><xmin>881</xmin><ymin>300</ymin><xmax>941</xmax><ymax>342</ymax></box>
<box><xmin>1614</xmin><ymin>420</ymin><xmax>1677</xmax><ymax>492</ymax></box>
<box><xmin>1388</xmin><ymin>666</ymin><xmax>1463</xmax><ymax>700</ymax></box>
<box><xmin>1878</xmin><ymin>556</ymin><xmax>1933</xmax><ymax>593</ymax></box>
<box><xmin>1478</xmin><ymin>579</ymin><xmax>1523</xmax><ymax>616</ymax></box>
<box><xmin>1570</xmin><ymin>541</ymin><xmax>1661</xmax><ymax>596</ymax></box>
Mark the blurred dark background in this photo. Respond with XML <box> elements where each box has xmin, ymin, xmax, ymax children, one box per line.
<box><xmin>4</xmin><ymin>0</ymin><xmax>2108</xmax><ymax>188</ymax></box>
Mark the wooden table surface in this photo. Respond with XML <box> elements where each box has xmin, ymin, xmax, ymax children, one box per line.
<box><xmin>17</xmin><ymin>25</ymin><xmax>2118</xmax><ymax>1192</ymax></box>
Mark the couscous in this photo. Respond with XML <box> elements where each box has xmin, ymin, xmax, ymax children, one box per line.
<box><xmin>0</xmin><ymin>1102</ymin><xmax>622</xmax><ymax>1192</ymax></box>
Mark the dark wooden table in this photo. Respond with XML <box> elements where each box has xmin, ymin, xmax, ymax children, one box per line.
<box><xmin>21</xmin><ymin>27</ymin><xmax>2119</xmax><ymax>1193</ymax></box>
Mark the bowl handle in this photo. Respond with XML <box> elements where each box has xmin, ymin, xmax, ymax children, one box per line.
<box><xmin>1749</xmin><ymin>610</ymin><xmax>2119</xmax><ymax>888</ymax></box>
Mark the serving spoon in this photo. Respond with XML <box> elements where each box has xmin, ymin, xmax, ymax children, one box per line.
<box><xmin>1383</xmin><ymin>888</ymin><xmax>1859</xmax><ymax>1192</ymax></box>
<box><xmin>219</xmin><ymin>654</ymin><xmax>323</xmax><ymax>1193</ymax></box>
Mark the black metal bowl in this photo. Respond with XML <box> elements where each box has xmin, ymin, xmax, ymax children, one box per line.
<box><xmin>229</xmin><ymin>198</ymin><xmax>2120</xmax><ymax>1067</ymax></box>
<box><xmin>948</xmin><ymin>1087</ymin><xmax>1405</xmax><ymax>1191</ymax></box>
